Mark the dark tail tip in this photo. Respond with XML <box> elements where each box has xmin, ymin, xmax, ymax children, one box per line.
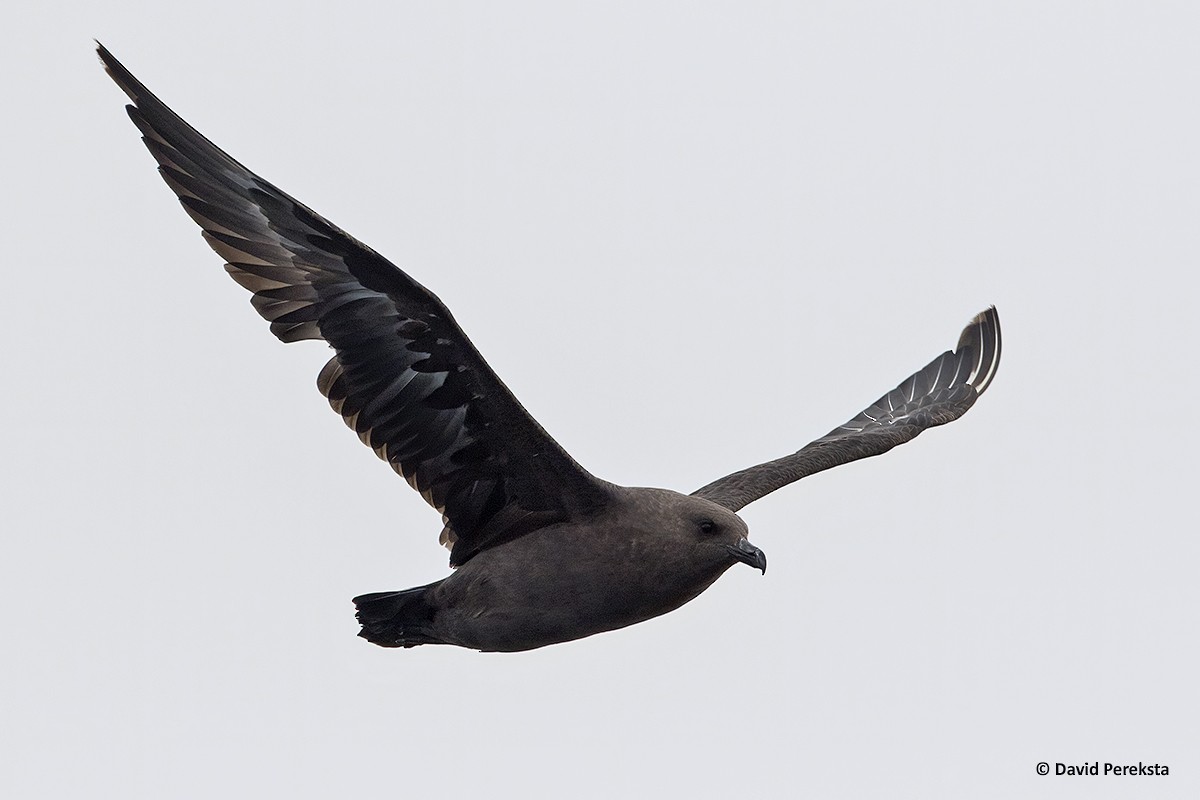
<box><xmin>352</xmin><ymin>585</ymin><xmax>440</xmax><ymax>648</ymax></box>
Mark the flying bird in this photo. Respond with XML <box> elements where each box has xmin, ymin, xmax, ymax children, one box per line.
<box><xmin>99</xmin><ymin>44</ymin><xmax>1001</xmax><ymax>652</ymax></box>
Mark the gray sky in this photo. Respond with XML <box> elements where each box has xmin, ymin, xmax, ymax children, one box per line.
<box><xmin>4</xmin><ymin>2</ymin><xmax>1198</xmax><ymax>798</ymax></box>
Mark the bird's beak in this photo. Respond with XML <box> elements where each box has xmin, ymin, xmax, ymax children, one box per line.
<box><xmin>726</xmin><ymin>537</ymin><xmax>767</xmax><ymax>574</ymax></box>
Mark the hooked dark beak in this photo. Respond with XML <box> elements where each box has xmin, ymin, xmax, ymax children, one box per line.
<box><xmin>726</xmin><ymin>537</ymin><xmax>767</xmax><ymax>574</ymax></box>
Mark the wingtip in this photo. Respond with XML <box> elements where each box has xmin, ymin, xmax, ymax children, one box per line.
<box><xmin>94</xmin><ymin>41</ymin><xmax>112</xmax><ymax>73</ymax></box>
<box><xmin>960</xmin><ymin>305</ymin><xmax>1001</xmax><ymax>396</ymax></box>
<box><xmin>94</xmin><ymin>41</ymin><xmax>146</xmax><ymax>104</ymax></box>
<box><xmin>94</xmin><ymin>40</ymin><xmax>116</xmax><ymax>70</ymax></box>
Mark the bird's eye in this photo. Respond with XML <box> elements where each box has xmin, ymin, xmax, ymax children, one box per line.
<box><xmin>697</xmin><ymin>519</ymin><xmax>716</xmax><ymax>535</ymax></box>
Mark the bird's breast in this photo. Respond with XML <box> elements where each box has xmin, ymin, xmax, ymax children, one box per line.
<box><xmin>428</xmin><ymin>524</ymin><xmax>729</xmax><ymax>651</ymax></box>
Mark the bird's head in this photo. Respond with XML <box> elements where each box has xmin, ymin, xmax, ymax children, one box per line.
<box><xmin>683</xmin><ymin>497</ymin><xmax>767</xmax><ymax>575</ymax></box>
<box><xmin>627</xmin><ymin>489</ymin><xmax>766</xmax><ymax>576</ymax></box>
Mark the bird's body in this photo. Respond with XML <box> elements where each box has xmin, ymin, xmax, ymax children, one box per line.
<box><xmin>358</xmin><ymin>488</ymin><xmax>751</xmax><ymax>651</ymax></box>
<box><xmin>99</xmin><ymin>44</ymin><xmax>1001</xmax><ymax>652</ymax></box>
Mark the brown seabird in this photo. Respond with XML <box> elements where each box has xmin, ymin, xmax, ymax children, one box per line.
<box><xmin>99</xmin><ymin>44</ymin><xmax>1001</xmax><ymax>652</ymax></box>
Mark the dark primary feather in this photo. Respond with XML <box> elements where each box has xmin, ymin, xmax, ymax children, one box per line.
<box><xmin>97</xmin><ymin>44</ymin><xmax>610</xmax><ymax>565</ymax></box>
<box><xmin>692</xmin><ymin>307</ymin><xmax>1001</xmax><ymax>512</ymax></box>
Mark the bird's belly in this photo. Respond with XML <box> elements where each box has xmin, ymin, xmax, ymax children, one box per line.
<box><xmin>430</xmin><ymin>543</ymin><xmax>725</xmax><ymax>652</ymax></box>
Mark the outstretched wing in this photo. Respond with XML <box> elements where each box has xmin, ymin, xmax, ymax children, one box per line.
<box><xmin>693</xmin><ymin>307</ymin><xmax>1001</xmax><ymax>512</ymax></box>
<box><xmin>99</xmin><ymin>44</ymin><xmax>611</xmax><ymax>566</ymax></box>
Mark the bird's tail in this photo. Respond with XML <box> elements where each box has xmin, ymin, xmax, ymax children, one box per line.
<box><xmin>352</xmin><ymin>582</ymin><xmax>442</xmax><ymax>648</ymax></box>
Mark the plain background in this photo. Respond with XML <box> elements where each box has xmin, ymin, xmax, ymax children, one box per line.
<box><xmin>4</xmin><ymin>2</ymin><xmax>1197</xmax><ymax>798</ymax></box>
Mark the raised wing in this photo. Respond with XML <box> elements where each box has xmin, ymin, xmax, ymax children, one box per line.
<box><xmin>693</xmin><ymin>307</ymin><xmax>1001</xmax><ymax>512</ymax></box>
<box><xmin>98</xmin><ymin>44</ymin><xmax>611</xmax><ymax>565</ymax></box>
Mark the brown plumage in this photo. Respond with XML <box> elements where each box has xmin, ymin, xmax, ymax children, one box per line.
<box><xmin>99</xmin><ymin>44</ymin><xmax>1000</xmax><ymax>652</ymax></box>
